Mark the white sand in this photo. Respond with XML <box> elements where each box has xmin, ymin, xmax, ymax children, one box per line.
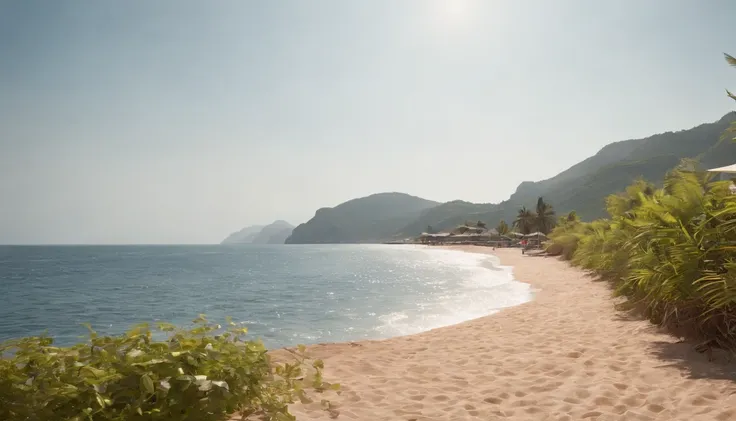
<box><xmin>283</xmin><ymin>246</ymin><xmax>736</xmax><ymax>420</ymax></box>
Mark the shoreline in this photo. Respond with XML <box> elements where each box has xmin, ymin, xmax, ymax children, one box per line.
<box><xmin>284</xmin><ymin>246</ymin><xmax>736</xmax><ymax>420</ymax></box>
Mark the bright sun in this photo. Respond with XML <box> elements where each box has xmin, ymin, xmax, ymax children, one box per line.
<box><xmin>429</xmin><ymin>0</ymin><xmax>476</xmax><ymax>31</ymax></box>
<box><xmin>443</xmin><ymin>1</ymin><xmax>471</xmax><ymax>20</ymax></box>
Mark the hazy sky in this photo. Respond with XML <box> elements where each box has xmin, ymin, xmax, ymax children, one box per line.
<box><xmin>1</xmin><ymin>0</ymin><xmax>735</xmax><ymax>244</ymax></box>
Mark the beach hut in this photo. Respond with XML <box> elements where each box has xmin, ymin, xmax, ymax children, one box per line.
<box><xmin>523</xmin><ymin>232</ymin><xmax>548</xmax><ymax>249</ymax></box>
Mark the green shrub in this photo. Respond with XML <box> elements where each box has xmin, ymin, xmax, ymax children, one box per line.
<box><xmin>550</xmin><ymin>161</ymin><xmax>736</xmax><ymax>350</ymax></box>
<box><xmin>0</xmin><ymin>315</ymin><xmax>335</xmax><ymax>421</ymax></box>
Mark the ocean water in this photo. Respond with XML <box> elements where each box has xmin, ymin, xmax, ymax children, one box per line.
<box><xmin>0</xmin><ymin>244</ymin><xmax>532</xmax><ymax>348</ymax></box>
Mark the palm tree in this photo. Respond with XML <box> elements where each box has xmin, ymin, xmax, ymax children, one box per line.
<box><xmin>606</xmin><ymin>179</ymin><xmax>656</xmax><ymax>219</ymax></box>
<box><xmin>513</xmin><ymin>207</ymin><xmax>536</xmax><ymax>235</ymax></box>
<box><xmin>496</xmin><ymin>219</ymin><xmax>510</xmax><ymax>235</ymax></box>
<box><xmin>556</xmin><ymin>211</ymin><xmax>579</xmax><ymax>229</ymax></box>
<box><xmin>725</xmin><ymin>53</ymin><xmax>736</xmax><ymax>142</ymax></box>
<box><xmin>534</xmin><ymin>197</ymin><xmax>556</xmax><ymax>234</ymax></box>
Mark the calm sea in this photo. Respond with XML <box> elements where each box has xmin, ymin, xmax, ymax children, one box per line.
<box><xmin>0</xmin><ymin>244</ymin><xmax>532</xmax><ymax>348</ymax></box>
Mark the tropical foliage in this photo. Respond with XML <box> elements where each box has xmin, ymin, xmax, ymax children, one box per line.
<box><xmin>496</xmin><ymin>219</ymin><xmax>510</xmax><ymax>236</ymax></box>
<box><xmin>534</xmin><ymin>197</ymin><xmax>556</xmax><ymax>234</ymax></box>
<box><xmin>512</xmin><ymin>197</ymin><xmax>556</xmax><ymax>235</ymax></box>
<box><xmin>0</xmin><ymin>316</ymin><xmax>333</xmax><ymax>421</ymax></box>
<box><xmin>513</xmin><ymin>206</ymin><xmax>535</xmax><ymax>234</ymax></box>
<box><xmin>548</xmin><ymin>161</ymin><xmax>736</xmax><ymax>350</ymax></box>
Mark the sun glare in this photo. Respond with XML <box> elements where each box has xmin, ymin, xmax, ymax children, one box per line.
<box><xmin>428</xmin><ymin>0</ymin><xmax>477</xmax><ymax>33</ymax></box>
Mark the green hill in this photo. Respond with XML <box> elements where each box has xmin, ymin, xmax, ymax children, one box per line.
<box><xmin>284</xmin><ymin>113</ymin><xmax>736</xmax><ymax>243</ymax></box>
<box><xmin>394</xmin><ymin>200</ymin><xmax>496</xmax><ymax>237</ymax></box>
<box><xmin>498</xmin><ymin>112</ymin><xmax>736</xmax><ymax>222</ymax></box>
<box><xmin>285</xmin><ymin>193</ymin><xmax>439</xmax><ymax>244</ymax></box>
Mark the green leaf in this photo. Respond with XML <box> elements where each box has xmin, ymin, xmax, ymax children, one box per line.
<box><xmin>140</xmin><ymin>374</ymin><xmax>154</xmax><ymax>395</ymax></box>
<box><xmin>95</xmin><ymin>394</ymin><xmax>106</xmax><ymax>408</ymax></box>
<box><xmin>0</xmin><ymin>316</ymin><xmax>331</xmax><ymax>420</ymax></box>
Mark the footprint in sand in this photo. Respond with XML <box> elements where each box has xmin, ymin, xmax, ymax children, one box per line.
<box><xmin>716</xmin><ymin>409</ymin><xmax>736</xmax><ymax>421</ymax></box>
<box><xmin>593</xmin><ymin>396</ymin><xmax>614</xmax><ymax>406</ymax></box>
<box><xmin>510</xmin><ymin>399</ymin><xmax>538</xmax><ymax>408</ymax></box>
<box><xmin>574</xmin><ymin>389</ymin><xmax>591</xmax><ymax>399</ymax></box>
<box><xmin>646</xmin><ymin>403</ymin><xmax>665</xmax><ymax>414</ymax></box>
<box><xmin>483</xmin><ymin>396</ymin><xmax>504</xmax><ymax>405</ymax></box>
<box><xmin>622</xmin><ymin>394</ymin><xmax>646</xmax><ymax>407</ymax></box>
<box><xmin>613</xmin><ymin>382</ymin><xmax>629</xmax><ymax>391</ymax></box>
<box><xmin>612</xmin><ymin>404</ymin><xmax>628</xmax><ymax>414</ymax></box>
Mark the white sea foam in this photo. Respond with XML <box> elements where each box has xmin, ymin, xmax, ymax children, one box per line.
<box><xmin>374</xmin><ymin>246</ymin><xmax>532</xmax><ymax>338</ymax></box>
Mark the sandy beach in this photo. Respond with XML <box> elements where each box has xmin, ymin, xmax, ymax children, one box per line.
<box><xmin>283</xmin><ymin>246</ymin><xmax>736</xmax><ymax>421</ymax></box>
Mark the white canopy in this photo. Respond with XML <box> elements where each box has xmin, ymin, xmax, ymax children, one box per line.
<box><xmin>524</xmin><ymin>232</ymin><xmax>548</xmax><ymax>238</ymax></box>
<box><xmin>707</xmin><ymin>163</ymin><xmax>736</xmax><ymax>173</ymax></box>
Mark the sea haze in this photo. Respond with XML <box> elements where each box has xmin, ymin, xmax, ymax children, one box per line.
<box><xmin>0</xmin><ymin>245</ymin><xmax>532</xmax><ymax>348</ymax></box>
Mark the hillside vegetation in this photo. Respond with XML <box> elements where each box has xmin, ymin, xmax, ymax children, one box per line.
<box><xmin>285</xmin><ymin>193</ymin><xmax>439</xmax><ymax>243</ymax></box>
<box><xmin>285</xmin><ymin>113</ymin><xmax>736</xmax><ymax>243</ymax></box>
<box><xmin>394</xmin><ymin>200</ymin><xmax>496</xmax><ymax>238</ymax></box>
<box><xmin>505</xmin><ymin>112</ymin><xmax>736</xmax><ymax>222</ymax></box>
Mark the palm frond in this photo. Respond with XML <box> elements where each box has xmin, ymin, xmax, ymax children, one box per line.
<box><xmin>725</xmin><ymin>53</ymin><xmax>736</xmax><ymax>67</ymax></box>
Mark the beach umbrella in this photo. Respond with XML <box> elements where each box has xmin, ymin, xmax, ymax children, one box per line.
<box><xmin>707</xmin><ymin>163</ymin><xmax>736</xmax><ymax>173</ymax></box>
<box><xmin>707</xmin><ymin>163</ymin><xmax>736</xmax><ymax>185</ymax></box>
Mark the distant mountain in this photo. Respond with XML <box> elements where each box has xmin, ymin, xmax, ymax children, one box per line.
<box><xmin>284</xmin><ymin>113</ymin><xmax>736</xmax><ymax>243</ymax></box>
<box><xmin>285</xmin><ymin>193</ymin><xmax>439</xmax><ymax>244</ymax></box>
<box><xmin>251</xmin><ymin>220</ymin><xmax>294</xmax><ymax>244</ymax></box>
<box><xmin>220</xmin><ymin>225</ymin><xmax>264</xmax><ymax>244</ymax></box>
<box><xmin>221</xmin><ymin>221</ymin><xmax>294</xmax><ymax>245</ymax></box>
<box><xmin>249</xmin><ymin>113</ymin><xmax>736</xmax><ymax>244</ymax></box>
